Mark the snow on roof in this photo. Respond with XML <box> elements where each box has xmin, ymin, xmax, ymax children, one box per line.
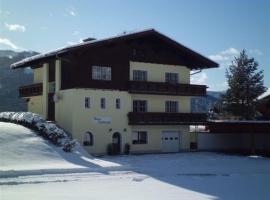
<box><xmin>258</xmin><ymin>88</ymin><xmax>270</xmax><ymax>100</ymax></box>
<box><xmin>11</xmin><ymin>28</ymin><xmax>218</xmax><ymax>69</ymax></box>
<box><xmin>10</xmin><ymin>29</ymin><xmax>154</xmax><ymax>69</ymax></box>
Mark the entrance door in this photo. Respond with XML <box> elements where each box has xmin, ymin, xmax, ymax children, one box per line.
<box><xmin>112</xmin><ymin>132</ymin><xmax>121</xmax><ymax>154</ymax></box>
<box><xmin>162</xmin><ymin>131</ymin><xmax>180</xmax><ymax>153</ymax></box>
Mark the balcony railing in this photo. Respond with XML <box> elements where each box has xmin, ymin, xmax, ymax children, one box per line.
<box><xmin>128</xmin><ymin>112</ymin><xmax>207</xmax><ymax>125</ymax></box>
<box><xmin>128</xmin><ymin>81</ymin><xmax>207</xmax><ymax>96</ymax></box>
<box><xmin>19</xmin><ymin>83</ymin><xmax>43</xmax><ymax>97</ymax></box>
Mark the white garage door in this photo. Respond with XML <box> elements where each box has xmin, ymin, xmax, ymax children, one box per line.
<box><xmin>162</xmin><ymin>131</ymin><xmax>180</xmax><ymax>153</ymax></box>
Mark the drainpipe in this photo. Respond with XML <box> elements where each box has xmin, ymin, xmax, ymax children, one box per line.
<box><xmin>190</xmin><ymin>69</ymin><xmax>202</xmax><ymax>76</ymax></box>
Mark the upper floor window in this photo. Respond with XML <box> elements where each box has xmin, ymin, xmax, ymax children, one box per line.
<box><xmin>85</xmin><ymin>97</ymin><xmax>90</xmax><ymax>108</ymax></box>
<box><xmin>100</xmin><ymin>98</ymin><xmax>106</xmax><ymax>109</ymax></box>
<box><xmin>165</xmin><ymin>72</ymin><xmax>179</xmax><ymax>84</ymax></box>
<box><xmin>133</xmin><ymin>100</ymin><xmax>147</xmax><ymax>112</ymax></box>
<box><xmin>92</xmin><ymin>66</ymin><xmax>111</xmax><ymax>80</ymax></box>
<box><xmin>165</xmin><ymin>101</ymin><xmax>179</xmax><ymax>112</ymax></box>
<box><xmin>133</xmin><ymin>70</ymin><xmax>147</xmax><ymax>81</ymax></box>
<box><xmin>116</xmin><ymin>98</ymin><xmax>121</xmax><ymax>109</ymax></box>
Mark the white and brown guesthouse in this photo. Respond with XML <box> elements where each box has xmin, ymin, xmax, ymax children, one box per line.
<box><xmin>11</xmin><ymin>29</ymin><xmax>218</xmax><ymax>155</ymax></box>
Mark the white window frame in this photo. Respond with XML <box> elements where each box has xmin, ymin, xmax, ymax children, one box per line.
<box><xmin>100</xmin><ymin>98</ymin><xmax>106</xmax><ymax>109</ymax></box>
<box><xmin>165</xmin><ymin>72</ymin><xmax>179</xmax><ymax>84</ymax></box>
<box><xmin>116</xmin><ymin>98</ymin><xmax>121</xmax><ymax>109</ymax></box>
<box><xmin>132</xmin><ymin>131</ymin><xmax>148</xmax><ymax>144</ymax></box>
<box><xmin>133</xmin><ymin>100</ymin><xmax>147</xmax><ymax>112</ymax></box>
<box><xmin>133</xmin><ymin>70</ymin><xmax>147</xmax><ymax>81</ymax></box>
<box><xmin>85</xmin><ymin>97</ymin><xmax>90</xmax><ymax>109</ymax></box>
<box><xmin>92</xmin><ymin>66</ymin><xmax>111</xmax><ymax>81</ymax></box>
<box><xmin>165</xmin><ymin>101</ymin><xmax>179</xmax><ymax>113</ymax></box>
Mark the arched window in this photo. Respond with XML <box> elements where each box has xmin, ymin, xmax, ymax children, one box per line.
<box><xmin>83</xmin><ymin>132</ymin><xmax>93</xmax><ymax>146</ymax></box>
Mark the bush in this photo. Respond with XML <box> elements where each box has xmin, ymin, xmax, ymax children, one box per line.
<box><xmin>0</xmin><ymin>112</ymin><xmax>76</xmax><ymax>152</ymax></box>
<box><xmin>63</xmin><ymin>140</ymin><xmax>77</xmax><ymax>152</ymax></box>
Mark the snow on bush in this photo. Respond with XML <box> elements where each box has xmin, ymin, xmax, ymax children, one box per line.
<box><xmin>0</xmin><ymin>112</ymin><xmax>77</xmax><ymax>152</ymax></box>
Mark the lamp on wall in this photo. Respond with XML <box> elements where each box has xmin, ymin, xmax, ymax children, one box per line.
<box><xmin>109</xmin><ymin>128</ymin><xmax>112</xmax><ymax>132</ymax></box>
<box><xmin>123</xmin><ymin>128</ymin><xmax>127</xmax><ymax>132</ymax></box>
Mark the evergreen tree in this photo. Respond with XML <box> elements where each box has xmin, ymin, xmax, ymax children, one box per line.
<box><xmin>222</xmin><ymin>50</ymin><xmax>266</xmax><ymax>119</ymax></box>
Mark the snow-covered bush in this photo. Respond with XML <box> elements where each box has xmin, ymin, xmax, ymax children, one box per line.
<box><xmin>0</xmin><ymin>112</ymin><xmax>76</xmax><ymax>152</ymax></box>
<box><xmin>63</xmin><ymin>140</ymin><xmax>77</xmax><ymax>152</ymax></box>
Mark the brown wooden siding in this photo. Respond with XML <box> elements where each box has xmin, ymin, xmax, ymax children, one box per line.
<box><xmin>60</xmin><ymin>37</ymin><xmax>207</xmax><ymax>91</ymax></box>
<box><xmin>128</xmin><ymin>81</ymin><xmax>206</xmax><ymax>96</ymax></box>
<box><xmin>128</xmin><ymin>112</ymin><xmax>207</xmax><ymax>125</ymax></box>
<box><xmin>207</xmin><ymin>121</ymin><xmax>270</xmax><ymax>134</ymax></box>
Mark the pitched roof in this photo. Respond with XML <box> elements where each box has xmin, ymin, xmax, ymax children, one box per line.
<box><xmin>11</xmin><ymin>29</ymin><xmax>218</xmax><ymax>69</ymax></box>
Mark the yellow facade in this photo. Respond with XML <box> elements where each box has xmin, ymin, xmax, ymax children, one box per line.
<box><xmin>131</xmin><ymin>94</ymin><xmax>190</xmax><ymax>113</ymax></box>
<box><xmin>130</xmin><ymin>61</ymin><xmax>190</xmax><ymax>83</ymax></box>
<box><xmin>28</xmin><ymin>60</ymin><xmax>193</xmax><ymax>155</ymax></box>
<box><xmin>33</xmin><ymin>68</ymin><xmax>43</xmax><ymax>83</ymax></box>
<box><xmin>28</xmin><ymin>95</ymin><xmax>43</xmax><ymax>116</ymax></box>
<box><xmin>130</xmin><ymin>125</ymin><xmax>190</xmax><ymax>153</ymax></box>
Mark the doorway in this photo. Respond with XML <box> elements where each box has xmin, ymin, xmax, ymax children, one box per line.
<box><xmin>112</xmin><ymin>132</ymin><xmax>121</xmax><ymax>154</ymax></box>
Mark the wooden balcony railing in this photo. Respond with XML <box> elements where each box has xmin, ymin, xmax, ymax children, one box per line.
<box><xmin>128</xmin><ymin>81</ymin><xmax>207</xmax><ymax>96</ymax></box>
<box><xmin>128</xmin><ymin>112</ymin><xmax>207</xmax><ymax>125</ymax></box>
<box><xmin>19</xmin><ymin>83</ymin><xmax>43</xmax><ymax>97</ymax></box>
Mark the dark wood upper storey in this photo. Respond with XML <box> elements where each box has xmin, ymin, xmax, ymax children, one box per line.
<box><xmin>12</xmin><ymin>29</ymin><xmax>218</xmax><ymax>93</ymax></box>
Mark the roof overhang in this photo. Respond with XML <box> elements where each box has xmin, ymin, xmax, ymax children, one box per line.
<box><xmin>11</xmin><ymin>29</ymin><xmax>219</xmax><ymax>70</ymax></box>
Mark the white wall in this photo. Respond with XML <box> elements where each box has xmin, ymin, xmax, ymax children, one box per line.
<box><xmin>197</xmin><ymin>133</ymin><xmax>270</xmax><ymax>151</ymax></box>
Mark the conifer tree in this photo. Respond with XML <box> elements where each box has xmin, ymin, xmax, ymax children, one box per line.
<box><xmin>222</xmin><ymin>50</ymin><xmax>266</xmax><ymax>119</ymax></box>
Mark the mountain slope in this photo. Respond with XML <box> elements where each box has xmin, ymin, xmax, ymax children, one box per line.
<box><xmin>191</xmin><ymin>91</ymin><xmax>224</xmax><ymax>113</ymax></box>
<box><xmin>0</xmin><ymin>50</ymin><xmax>39</xmax><ymax>112</ymax></box>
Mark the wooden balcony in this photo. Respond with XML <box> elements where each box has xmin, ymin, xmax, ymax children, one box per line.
<box><xmin>128</xmin><ymin>81</ymin><xmax>207</xmax><ymax>96</ymax></box>
<box><xmin>128</xmin><ymin>112</ymin><xmax>207</xmax><ymax>125</ymax></box>
<box><xmin>19</xmin><ymin>83</ymin><xmax>43</xmax><ymax>97</ymax></box>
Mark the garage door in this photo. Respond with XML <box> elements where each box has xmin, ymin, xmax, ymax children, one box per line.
<box><xmin>162</xmin><ymin>131</ymin><xmax>180</xmax><ymax>153</ymax></box>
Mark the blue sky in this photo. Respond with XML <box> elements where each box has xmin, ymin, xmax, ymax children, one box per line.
<box><xmin>0</xmin><ymin>0</ymin><xmax>269</xmax><ymax>91</ymax></box>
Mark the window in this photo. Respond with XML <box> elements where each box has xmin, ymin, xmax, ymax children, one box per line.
<box><xmin>165</xmin><ymin>73</ymin><xmax>179</xmax><ymax>84</ymax></box>
<box><xmin>83</xmin><ymin>132</ymin><xmax>93</xmax><ymax>146</ymax></box>
<box><xmin>132</xmin><ymin>131</ymin><xmax>147</xmax><ymax>144</ymax></box>
<box><xmin>92</xmin><ymin>66</ymin><xmax>111</xmax><ymax>80</ymax></box>
<box><xmin>100</xmin><ymin>98</ymin><xmax>106</xmax><ymax>109</ymax></box>
<box><xmin>116</xmin><ymin>98</ymin><xmax>121</xmax><ymax>109</ymax></box>
<box><xmin>165</xmin><ymin>101</ymin><xmax>179</xmax><ymax>112</ymax></box>
<box><xmin>133</xmin><ymin>100</ymin><xmax>147</xmax><ymax>112</ymax></box>
<box><xmin>133</xmin><ymin>70</ymin><xmax>147</xmax><ymax>81</ymax></box>
<box><xmin>85</xmin><ymin>97</ymin><xmax>90</xmax><ymax>108</ymax></box>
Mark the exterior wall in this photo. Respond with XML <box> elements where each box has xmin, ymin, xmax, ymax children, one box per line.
<box><xmin>33</xmin><ymin>68</ymin><xmax>43</xmax><ymax>83</ymax></box>
<box><xmin>27</xmin><ymin>59</ymin><xmax>193</xmax><ymax>155</ymax></box>
<box><xmin>130</xmin><ymin>61</ymin><xmax>190</xmax><ymax>84</ymax></box>
<box><xmin>54</xmin><ymin>89</ymin><xmax>75</xmax><ymax>134</ymax></box>
<box><xmin>130</xmin><ymin>125</ymin><xmax>190</xmax><ymax>153</ymax></box>
<box><xmin>42</xmin><ymin>63</ymin><xmax>49</xmax><ymax>119</ymax></box>
<box><xmin>28</xmin><ymin>95</ymin><xmax>43</xmax><ymax>115</ymax></box>
<box><xmin>56</xmin><ymin>88</ymin><xmax>132</xmax><ymax>154</ymax></box>
<box><xmin>55</xmin><ymin>88</ymin><xmax>191</xmax><ymax>155</ymax></box>
<box><xmin>27</xmin><ymin>65</ymin><xmax>47</xmax><ymax>117</ymax></box>
<box><xmin>131</xmin><ymin>94</ymin><xmax>190</xmax><ymax>112</ymax></box>
<box><xmin>197</xmin><ymin>133</ymin><xmax>270</xmax><ymax>151</ymax></box>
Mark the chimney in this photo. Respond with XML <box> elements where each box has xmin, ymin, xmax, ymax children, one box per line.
<box><xmin>82</xmin><ymin>37</ymin><xmax>96</xmax><ymax>42</ymax></box>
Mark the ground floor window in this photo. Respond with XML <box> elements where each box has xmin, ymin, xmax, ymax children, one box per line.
<box><xmin>132</xmin><ymin>131</ymin><xmax>147</xmax><ymax>144</ymax></box>
<box><xmin>83</xmin><ymin>132</ymin><xmax>93</xmax><ymax>146</ymax></box>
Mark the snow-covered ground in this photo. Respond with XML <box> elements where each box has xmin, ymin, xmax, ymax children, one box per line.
<box><xmin>1</xmin><ymin>122</ymin><xmax>270</xmax><ymax>200</ymax></box>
